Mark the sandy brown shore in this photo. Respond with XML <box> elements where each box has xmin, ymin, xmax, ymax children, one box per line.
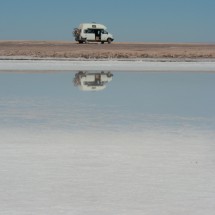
<box><xmin>0</xmin><ymin>41</ymin><xmax>215</xmax><ymax>59</ymax></box>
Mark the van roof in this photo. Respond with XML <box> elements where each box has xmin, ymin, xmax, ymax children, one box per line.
<box><xmin>79</xmin><ymin>23</ymin><xmax>107</xmax><ymax>30</ymax></box>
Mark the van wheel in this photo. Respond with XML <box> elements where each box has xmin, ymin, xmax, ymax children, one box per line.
<box><xmin>101</xmin><ymin>41</ymin><xmax>104</xmax><ymax>44</ymax></box>
<box><xmin>107</xmin><ymin>38</ymin><xmax>112</xmax><ymax>44</ymax></box>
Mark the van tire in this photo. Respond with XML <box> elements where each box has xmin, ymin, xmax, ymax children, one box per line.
<box><xmin>101</xmin><ymin>41</ymin><xmax>104</xmax><ymax>44</ymax></box>
<box><xmin>107</xmin><ymin>38</ymin><xmax>112</xmax><ymax>44</ymax></box>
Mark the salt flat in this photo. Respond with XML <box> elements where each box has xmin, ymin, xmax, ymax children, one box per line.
<box><xmin>0</xmin><ymin>59</ymin><xmax>215</xmax><ymax>72</ymax></box>
<box><xmin>1</xmin><ymin>127</ymin><xmax>215</xmax><ymax>215</ymax></box>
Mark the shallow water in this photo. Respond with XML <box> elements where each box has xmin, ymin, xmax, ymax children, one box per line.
<box><xmin>0</xmin><ymin>71</ymin><xmax>215</xmax><ymax>215</ymax></box>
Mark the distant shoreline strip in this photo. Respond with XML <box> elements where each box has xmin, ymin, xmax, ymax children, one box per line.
<box><xmin>0</xmin><ymin>59</ymin><xmax>215</xmax><ymax>72</ymax></box>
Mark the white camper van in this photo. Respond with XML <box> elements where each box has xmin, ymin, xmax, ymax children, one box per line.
<box><xmin>73</xmin><ymin>23</ymin><xmax>114</xmax><ymax>44</ymax></box>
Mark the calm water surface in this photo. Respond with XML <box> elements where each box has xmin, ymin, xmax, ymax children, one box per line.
<box><xmin>1</xmin><ymin>71</ymin><xmax>215</xmax><ymax>131</ymax></box>
<box><xmin>0</xmin><ymin>71</ymin><xmax>215</xmax><ymax>215</ymax></box>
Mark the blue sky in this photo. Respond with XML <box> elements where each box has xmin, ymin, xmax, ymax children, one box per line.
<box><xmin>0</xmin><ymin>0</ymin><xmax>214</xmax><ymax>42</ymax></box>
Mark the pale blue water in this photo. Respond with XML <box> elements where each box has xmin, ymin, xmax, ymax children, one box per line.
<box><xmin>0</xmin><ymin>71</ymin><xmax>215</xmax><ymax>131</ymax></box>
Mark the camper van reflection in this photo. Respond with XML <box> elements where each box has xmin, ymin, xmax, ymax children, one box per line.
<box><xmin>73</xmin><ymin>71</ymin><xmax>113</xmax><ymax>91</ymax></box>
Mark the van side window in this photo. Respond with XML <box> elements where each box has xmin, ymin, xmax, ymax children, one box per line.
<box><xmin>87</xmin><ymin>29</ymin><xmax>94</xmax><ymax>34</ymax></box>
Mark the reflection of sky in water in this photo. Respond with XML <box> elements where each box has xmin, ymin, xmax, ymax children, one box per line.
<box><xmin>1</xmin><ymin>71</ymin><xmax>215</xmax><ymax>215</ymax></box>
<box><xmin>0</xmin><ymin>71</ymin><xmax>215</xmax><ymax>132</ymax></box>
